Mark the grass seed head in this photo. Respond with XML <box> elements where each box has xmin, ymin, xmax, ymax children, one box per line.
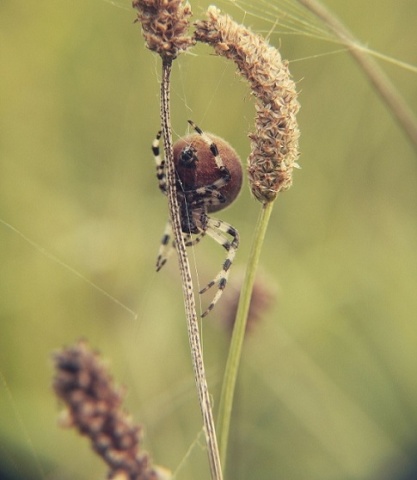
<box><xmin>133</xmin><ymin>0</ymin><xmax>194</xmax><ymax>60</ymax></box>
<box><xmin>195</xmin><ymin>7</ymin><xmax>300</xmax><ymax>203</ymax></box>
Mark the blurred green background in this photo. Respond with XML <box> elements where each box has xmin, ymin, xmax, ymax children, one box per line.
<box><xmin>1</xmin><ymin>0</ymin><xmax>417</xmax><ymax>479</ymax></box>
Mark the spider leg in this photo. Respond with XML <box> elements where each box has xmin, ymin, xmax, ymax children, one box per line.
<box><xmin>152</xmin><ymin>130</ymin><xmax>167</xmax><ymax>195</ymax></box>
<box><xmin>156</xmin><ymin>221</ymin><xmax>175</xmax><ymax>271</ymax></box>
<box><xmin>156</xmin><ymin>222</ymin><xmax>207</xmax><ymax>271</ymax></box>
<box><xmin>189</xmin><ymin>190</ymin><xmax>228</xmax><ymax>212</ymax></box>
<box><xmin>184</xmin><ymin>230</ymin><xmax>206</xmax><ymax>247</ymax></box>
<box><xmin>199</xmin><ymin>217</ymin><xmax>239</xmax><ymax>318</ymax></box>
<box><xmin>188</xmin><ymin>120</ymin><xmax>231</xmax><ymax>192</ymax></box>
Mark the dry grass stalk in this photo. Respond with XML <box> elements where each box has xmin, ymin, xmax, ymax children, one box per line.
<box><xmin>194</xmin><ymin>6</ymin><xmax>300</xmax><ymax>203</ymax></box>
<box><xmin>53</xmin><ymin>340</ymin><xmax>169</xmax><ymax>480</ymax></box>
<box><xmin>132</xmin><ymin>0</ymin><xmax>194</xmax><ymax>60</ymax></box>
<box><xmin>133</xmin><ymin>2</ymin><xmax>223</xmax><ymax>478</ymax></box>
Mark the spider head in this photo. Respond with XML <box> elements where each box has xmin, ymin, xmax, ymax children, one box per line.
<box><xmin>179</xmin><ymin>145</ymin><xmax>198</xmax><ymax>168</ymax></box>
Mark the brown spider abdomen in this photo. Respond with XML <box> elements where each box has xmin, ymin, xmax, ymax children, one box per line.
<box><xmin>173</xmin><ymin>133</ymin><xmax>242</xmax><ymax>213</ymax></box>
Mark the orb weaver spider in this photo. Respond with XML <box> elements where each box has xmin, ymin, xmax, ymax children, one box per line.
<box><xmin>152</xmin><ymin>121</ymin><xmax>242</xmax><ymax>317</ymax></box>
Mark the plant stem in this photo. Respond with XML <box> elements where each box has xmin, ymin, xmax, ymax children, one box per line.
<box><xmin>217</xmin><ymin>200</ymin><xmax>274</xmax><ymax>470</ymax></box>
<box><xmin>297</xmin><ymin>0</ymin><xmax>417</xmax><ymax>152</ymax></box>
<box><xmin>160</xmin><ymin>59</ymin><xmax>223</xmax><ymax>480</ymax></box>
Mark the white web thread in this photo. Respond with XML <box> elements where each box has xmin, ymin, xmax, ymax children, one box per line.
<box><xmin>220</xmin><ymin>0</ymin><xmax>417</xmax><ymax>72</ymax></box>
<box><xmin>0</xmin><ymin>219</ymin><xmax>137</xmax><ymax>320</ymax></box>
<box><xmin>0</xmin><ymin>371</ymin><xmax>46</xmax><ymax>479</ymax></box>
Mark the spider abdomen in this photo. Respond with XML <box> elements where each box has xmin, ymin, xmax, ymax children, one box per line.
<box><xmin>173</xmin><ymin>133</ymin><xmax>242</xmax><ymax>213</ymax></box>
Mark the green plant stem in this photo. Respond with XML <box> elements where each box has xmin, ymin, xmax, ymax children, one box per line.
<box><xmin>217</xmin><ymin>200</ymin><xmax>274</xmax><ymax>470</ymax></box>
<box><xmin>297</xmin><ymin>0</ymin><xmax>417</xmax><ymax>152</ymax></box>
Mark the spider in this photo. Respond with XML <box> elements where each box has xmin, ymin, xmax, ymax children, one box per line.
<box><xmin>152</xmin><ymin>120</ymin><xmax>243</xmax><ymax>317</ymax></box>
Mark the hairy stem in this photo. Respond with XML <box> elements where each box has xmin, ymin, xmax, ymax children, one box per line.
<box><xmin>160</xmin><ymin>59</ymin><xmax>223</xmax><ymax>480</ymax></box>
<box><xmin>217</xmin><ymin>201</ymin><xmax>274</xmax><ymax>469</ymax></box>
<box><xmin>297</xmin><ymin>0</ymin><xmax>417</xmax><ymax>152</ymax></box>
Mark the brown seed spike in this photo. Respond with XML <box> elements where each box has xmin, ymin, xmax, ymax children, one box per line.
<box><xmin>133</xmin><ymin>0</ymin><xmax>195</xmax><ymax>60</ymax></box>
<box><xmin>194</xmin><ymin>7</ymin><xmax>300</xmax><ymax>203</ymax></box>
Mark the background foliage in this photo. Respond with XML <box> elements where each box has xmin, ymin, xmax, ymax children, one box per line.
<box><xmin>1</xmin><ymin>1</ymin><xmax>417</xmax><ymax>479</ymax></box>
